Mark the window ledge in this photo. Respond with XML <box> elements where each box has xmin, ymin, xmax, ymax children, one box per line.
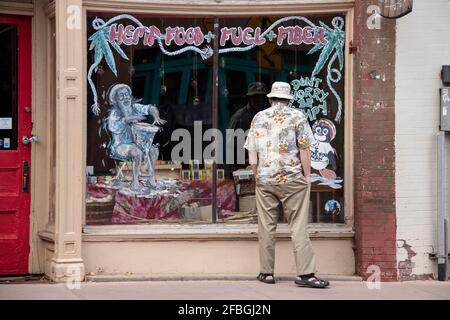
<box><xmin>82</xmin><ymin>223</ymin><xmax>354</xmax><ymax>242</ymax></box>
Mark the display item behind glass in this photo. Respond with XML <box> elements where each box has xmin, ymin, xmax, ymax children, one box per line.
<box><xmin>228</xmin><ymin>82</ymin><xmax>269</xmax><ymax>173</ymax></box>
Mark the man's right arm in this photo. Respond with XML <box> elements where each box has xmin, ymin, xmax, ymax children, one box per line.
<box><xmin>248</xmin><ymin>149</ymin><xmax>258</xmax><ymax>177</ymax></box>
<box><xmin>244</xmin><ymin>118</ymin><xmax>258</xmax><ymax>177</ymax></box>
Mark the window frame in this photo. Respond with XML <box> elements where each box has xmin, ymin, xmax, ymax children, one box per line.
<box><xmin>81</xmin><ymin>0</ymin><xmax>355</xmax><ymax>232</ymax></box>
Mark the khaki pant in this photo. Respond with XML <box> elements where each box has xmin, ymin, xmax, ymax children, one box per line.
<box><xmin>255</xmin><ymin>177</ymin><xmax>317</xmax><ymax>276</ymax></box>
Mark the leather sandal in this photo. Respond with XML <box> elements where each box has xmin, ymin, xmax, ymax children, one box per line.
<box><xmin>257</xmin><ymin>273</ymin><xmax>276</xmax><ymax>284</ymax></box>
<box><xmin>295</xmin><ymin>274</ymin><xmax>329</xmax><ymax>288</ymax></box>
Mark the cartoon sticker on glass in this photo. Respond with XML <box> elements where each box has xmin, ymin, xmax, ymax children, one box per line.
<box><xmin>310</xmin><ymin>118</ymin><xmax>343</xmax><ymax>189</ymax></box>
<box><xmin>324</xmin><ymin>200</ymin><xmax>341</xmax><ymax>216</ymax></box>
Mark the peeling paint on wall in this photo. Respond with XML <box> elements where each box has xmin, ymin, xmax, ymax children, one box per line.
<box><xmin>397</xmin><ymin>239</ymin><xmax>434</xmax><ymax>281</ymax></box>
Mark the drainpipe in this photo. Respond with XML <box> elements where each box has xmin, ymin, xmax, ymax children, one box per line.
<box><xmin>437</xmin><ymin>131</ymin><xmax>446</xmax><ymax>281</ymax></box>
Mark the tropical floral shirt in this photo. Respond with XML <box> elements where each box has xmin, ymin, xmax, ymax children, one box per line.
<box><xmin>244</xmin><ymin>102</ymin><xmax>316</xmax><ymax>185</ymax></box>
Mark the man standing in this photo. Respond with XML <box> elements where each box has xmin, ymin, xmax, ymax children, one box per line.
<box><xmin>244</xmin><ymin>82</ymin><xmax>329</xmax><ymax>288</ymax></box>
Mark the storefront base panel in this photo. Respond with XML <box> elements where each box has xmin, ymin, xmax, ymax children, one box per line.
<box><xmin>82</xmin><ymin>239</ymin><xmax>355</xmax><ymax>277</ymax></box>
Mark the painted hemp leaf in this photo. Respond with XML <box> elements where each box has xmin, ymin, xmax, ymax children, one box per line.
<box><xmin>307</xmin><ymin>17</ymin><xmax>345</xmax><ymax>123</ymax></box>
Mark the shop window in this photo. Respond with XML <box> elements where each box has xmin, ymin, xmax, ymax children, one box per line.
<box><xmin>85</xmin><ymin>14</ymin><xmax>347</xmax><ymax>226</ymax></box>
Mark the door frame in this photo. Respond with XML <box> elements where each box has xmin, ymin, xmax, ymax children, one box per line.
<box><xmin>0</xmin><ymin>14</ymin><xmax>32</xmax><ymax>275</ymax></box>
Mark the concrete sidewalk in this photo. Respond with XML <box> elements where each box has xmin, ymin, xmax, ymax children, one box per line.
<box><xmin>1</xmin><ymin>279</ymin><xmax>449</xmax><ymax>300</ymax></box>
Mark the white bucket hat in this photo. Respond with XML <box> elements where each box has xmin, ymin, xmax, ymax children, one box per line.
<box><xmin>266</xmin><ymin>81</ymin><xmax>294</xmax><ymax>100</ymax></box>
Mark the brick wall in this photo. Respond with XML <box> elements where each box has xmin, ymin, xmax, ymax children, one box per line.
<box><xmin>395</xmin><ymin>0</ymin><xmax>450</xmax><ymax>281</ymax></box>
<box><xmin>353</xmin><ymin>0</ymin><xmax>398</xmax><ymax>281</ymax></box>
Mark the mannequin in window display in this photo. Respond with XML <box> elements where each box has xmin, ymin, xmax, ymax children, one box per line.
<box><xmin>228</xmin><ymin>82</ymin><xmax>269</xmax><ymax>170</ymax></box>
<box><xmin>228</xmin><ymin>82</ymin><xmax>269</xmax><ymax>134</ymax></box>
<box><xmin>106</xmin><ymin>84</ymin><xmax>166</xmax><ymax>191</ymax></box>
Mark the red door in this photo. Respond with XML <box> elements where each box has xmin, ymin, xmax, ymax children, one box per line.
<box><xmin>0</xmin><ymin>15</ymin><xmax>32</xmax><ymax>275</ymax></box>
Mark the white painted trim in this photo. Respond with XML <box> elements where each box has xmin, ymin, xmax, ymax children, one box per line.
<box><xmin>0</xmin><ymin>1</ymin><xmax>34</xmax><ymax>16</ymax></box>
<box><xmin>83</xmin><ymin>0</ymin><xmax>354</xmax><ymax>16</ymax></box>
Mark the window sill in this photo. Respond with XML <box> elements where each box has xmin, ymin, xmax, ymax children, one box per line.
<box><xmin>82</xmin><ymin>223</ymin><xmax>354</xmax><ymax>242</ymax></box>
<box><xmin>37</xmin><ymin>225</ymin><xmax>55</xmax><ymax>242</ymax></box>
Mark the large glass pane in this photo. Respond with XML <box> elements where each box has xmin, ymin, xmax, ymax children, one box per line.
<box><xmin>85</xmin><ymin>15</ymin><xmax>216</xmax><ymax>225</ymax></box>
<box><xmin>0</xmin><ymin>25</ymin><xmax>18</xmax><ymax>150</ymax></box>
<box><xmin>219</xmin><ymin>16</ymin><xmax>345</xmax><ymax>224</ymax></box>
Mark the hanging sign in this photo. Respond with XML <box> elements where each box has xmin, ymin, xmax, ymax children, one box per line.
<box><xmin>379</xmin><ymin>0</ymin><xmax>413</xmax><ymax>19</ymax></box>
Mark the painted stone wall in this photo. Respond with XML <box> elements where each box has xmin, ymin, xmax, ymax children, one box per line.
<box><xmin>395</xmin><ymin>0</ymin><xmax>450</xmax><ymax>281</ymax></box>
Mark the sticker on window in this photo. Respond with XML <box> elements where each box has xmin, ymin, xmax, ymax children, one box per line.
<box><xmin>0</xmin><ymin>118</ymin><xmax>12</xmax><ymax>130</ymax></box>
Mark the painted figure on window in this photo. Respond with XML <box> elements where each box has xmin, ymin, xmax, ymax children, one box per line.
<box><xmin>309</xmin><ymin>118</ymin><xmax>342</xmax><ymax>188</ymax></box>
<box><xmin>106</xmin><ymin>84</ymin><xmax>166</xmax><ymax>191</ymax></box>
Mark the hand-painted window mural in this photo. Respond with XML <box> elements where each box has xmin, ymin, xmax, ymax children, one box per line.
<box><xmin>86</xmin><ymin>13</ymin><xmax>346</xmax><ymax>226</ymax></box>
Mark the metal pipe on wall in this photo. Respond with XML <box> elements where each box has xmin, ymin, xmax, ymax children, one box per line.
<box><xmin>437</xmin><ymin>131</ymin><xmax>446</xmax><ymax>281</ymax></box>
